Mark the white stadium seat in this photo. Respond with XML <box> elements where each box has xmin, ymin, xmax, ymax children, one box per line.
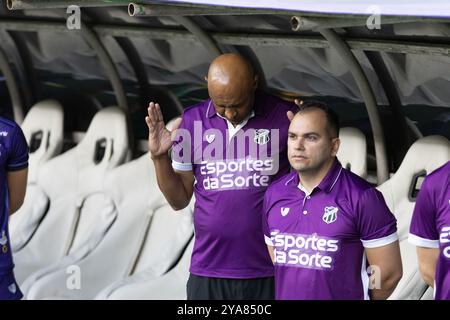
<box><xmin>20</xmin><ymin>99</ymin><xmax>65</xmax><ymax>182</ymax></box>
<box><xmin>13</xmin><ymin>107</ymin><xmax>129</xmax><ymax>286</ymax></box>
<box><xmin>10</xmin><ymin>100</ymin><xmax>64</xmax><ymax>252</ymax></box>
<box><xmin>377</xmin><ymin>135</ymin><xmax>450</xmax><ymax>300</ymax></box>
<box><xmin>94</xmin><ymin>202</ymin><xmax>194</xmax><ymax>300</ymax></box>
<box><xmin>99</xmin><ymin>238</ymin><xmax>194</xmax><ymax>300</ymax></box>
<box><xmin>337</xmin><ymin>127</ymin><xmax>367</xmax><ymax>178</ymax></box>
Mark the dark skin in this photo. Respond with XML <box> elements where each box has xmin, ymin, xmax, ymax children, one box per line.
<box><xmin>145</xmin><ymin>53</ymin><xmax>259</xmax><ymax>210</ymax></box>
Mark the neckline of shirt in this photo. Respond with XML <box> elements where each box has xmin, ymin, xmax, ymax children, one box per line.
<box><xmin>208</xmin><ymin>99</ymin><xmax>256</xmax><ymax>142</ymax></box>
<box><xmin>286</xmin><ymin>159</ymin><xmax>343</xmax><ymax>195</ymax></box>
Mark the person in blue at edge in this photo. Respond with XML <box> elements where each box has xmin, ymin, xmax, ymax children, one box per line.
<box><xmin>0</xmin><ymin>115</ymin><xmax>29</xmax><ymax>299</ymax></box>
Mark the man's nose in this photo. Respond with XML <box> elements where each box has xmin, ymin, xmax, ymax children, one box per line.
<box><xmin>295</xmin><ymin>137</ymin><xmax>305</xmax><ymax>150</ymax></box>
<box><xmin>225</xmin><ymin>109</ymin><xmax>237</xmax><ymax>120</ymax></box>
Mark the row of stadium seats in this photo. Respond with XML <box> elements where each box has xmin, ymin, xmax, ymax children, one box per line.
<box><xmin>10</xmin><ymin>100</ymin><xmax>194</xmax><ymax>299</ymax></box>
<box><xmin>9</xmin><ymin>100</ymin><xmax>450</xmax><ymax>299</ymax></box>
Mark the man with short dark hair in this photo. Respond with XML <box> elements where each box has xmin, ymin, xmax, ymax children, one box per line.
<box><xmin>263</xmin><ymin>101</ymin><xmax>403</xmax><ymax>299</ymax></box>
<box><xmin>146</xmin><ymin>53</ymin><xmax>298</xmax><ymax>299</ymax></box>
<box><xmin>0</xmin><ymin>116</ymin><xmax>29</xmax><ymax>300</ymax></box>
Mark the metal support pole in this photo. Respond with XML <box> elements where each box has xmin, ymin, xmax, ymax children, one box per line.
<box><xmin>7</xmin><ymin>0</ymin><xmax>128</xmax><ymax>10</ymax></box>
<box><xmin>79</xmin><ymin>22</ymin><xmax>128</xmax><ymax>111</ymax></box>
<box><xmin>128</xmin><ymin>2</ymin><xmax>258</xmax><ymax>16</ymax></box>
<box><xmin>5</xmin><ymin>31</ymin><xmax>39</xmax><ymax>109</ymax></box>
<box><xmin>365</xmin><ymin>51</ymin><xmax>414</xmax><ymax>168</ymax></box>
<box><xmin>127</xmin><ymin>4</ymin><xmax>222</xmax><ymax>58</ymax></box>
<box><xmin>174</xmin><ymin>16</ymin><xmax>222</xmax><ymax>58</ymax></box>
<box><xmin>318</xmin><ymin>28</ymin><xmax>389</xmax><ymax>183</ymax></box>
<box><xmin>0</xmin><ymin>46</ymin><xmax>24</xmax><ymax>123</ymax></box>
<box><xmin>291</xmin><ymin>15</ymin><xmax>419</xmax><ymax>32</ymax></box>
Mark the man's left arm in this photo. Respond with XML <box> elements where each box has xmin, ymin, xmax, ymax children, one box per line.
<box><xmin>358</xmin><ymin>188</ymin><xmax>403</xmax><ymax>300</ymax></box>
<box><xmin>7</xmin><ymin>168</ymin><xmax>28</xmax><ymax>216</ymax></box>
<box><xmin>365</xmin><ymin>241</ymin><xmax>403</xmax><ymax>300</ymax></box>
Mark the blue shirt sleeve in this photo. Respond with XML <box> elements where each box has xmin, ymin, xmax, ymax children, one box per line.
<box><xmin>6</xmin><ymin>125</ymin><xmax>29</xmax><ymax>172</ymax></box>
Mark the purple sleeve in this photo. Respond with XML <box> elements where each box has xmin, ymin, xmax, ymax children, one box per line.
<box><xmin>357</xmin><ymin>188</ymin><xmax>398</xmax><ymax>247</ymax></box>
<box><xmin>171</xmin><ymin>114</ymin><xmax>193</xmax><ymax>171</ymax></box>
<box><xmin>409</xmin><ymin>177</ymin><xmax>439</xmax><ymax>242</ymax></box>
<box><xmin>7</xmin><ymin>126</ymin><xmax>29</xmax><ymax>172</ymax></box>
<box><xmin>262</xmin><ymin>190</ymin><xmax>273</xmax><ymax>246</ymax></box>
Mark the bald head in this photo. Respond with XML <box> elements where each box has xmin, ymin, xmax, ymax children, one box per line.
<box><xmin>207</xmin><ymin>53</ymin><xmax>255</xmax><ymax>88</ymax></box>
<box><xmin>206</xmin><ymin>54</ymin><xmax>259</xmax><ymax>125</ymax></box>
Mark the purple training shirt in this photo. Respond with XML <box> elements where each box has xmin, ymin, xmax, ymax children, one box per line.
<box><xmin>263</xmin><ymin>160</ymin><xmax>398</xmax><ymax>299</ymax></box>
<box><xmin>172</xmin><ymin>90</ymin><xmax>298</xmax><ymax>279</ymax></box>
<box><xmin>409</xmin><ymin>161</ymin><xmax>450</xmax><ymax>300</ymax></box>
<box><xmin>0</xmin><ymin>117</ymin><xmax>28</xmax><ymax>299</ymax></box>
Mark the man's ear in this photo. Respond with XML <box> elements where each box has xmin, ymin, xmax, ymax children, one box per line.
<box><xmin>331</xmin><ymin>138</ymin><xmax>340</xmax><ymax>157</ymax></box>
<box><xmin>204</xmin><ymin>76</ymin><xmax>208</xmax><ymax>82</ymax></box>
<box><xmin>287</xmin><ymin>111</ymin><xmax>296</xmax><ymax>122</ymax></box>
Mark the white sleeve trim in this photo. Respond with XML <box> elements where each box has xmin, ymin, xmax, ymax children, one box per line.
<box><xmin>361</xmin><ymin>232</ymin><xmax>398</xmax><ymax>248</ymax></box>
<box><xmin>408</xmin><ymin>233</ymin><xmax>440</xmax><ymax>248</ymax></box>
<box><xmin>172</xmin><ymin>160</ymin><xmax>193</xmax><ymax>171</ymax></box>
<box><xmin>265</xmin><ymin>235</ymin><xmax>274</xmax><ymax>246</ymax></box>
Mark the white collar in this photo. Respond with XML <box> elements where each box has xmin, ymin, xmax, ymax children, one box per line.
<box><xmin>298</xmin><ymin>182</ymin><xmax>313</xmax><ymax>196</ymax></box>
<box><xmin>217</xmin><ymin>111</ymin><xmax>255</xmax><ymax>142</ymax></box>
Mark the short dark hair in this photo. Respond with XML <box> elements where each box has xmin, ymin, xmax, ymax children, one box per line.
<box><xmin>297</xmin><ymin>100</ymin><xmax>340</xmax><ymax>138</ymax></box>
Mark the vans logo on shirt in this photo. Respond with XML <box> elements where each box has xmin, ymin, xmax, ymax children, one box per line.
<box><xmin>322</xmin><ymin>206</ymin><xmax>338</xmax><ymax>224</ymax></box>
<box><xmin>281</xmin><ymin>207</ymin><xmax>290</xmax><ymax>216</ymax></box>
<box><xmin>254</xmin><ymin>129</ymin><xmax>270</xmax><ymax>145</ymax></box>
<box><xmin>0</xmin><ymin>131</ymin><xmax>7</xmax><ymax>137</ymax></box>
<box><xmin>205</xmin><ymin>134</ymin><xmax>215</xmax><ymax>143</ymax></box>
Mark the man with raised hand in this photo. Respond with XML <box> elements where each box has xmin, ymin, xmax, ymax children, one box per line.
<box><xmin>409</xmin><ymin>161</ymin><xmax>450</xmax><ymax>300</ymax></box>
<box><xmin>263</xmin><ymin>101</ymin><xmax>403</xmax><ymax>300</ymax></box>
<box><xmin>0</xmin><ymin>116</ymin><xmax>29</xmax><ymax>300</ymax></box>
<box><xmin>146</xmin><ymin>53</ymin><xmax>298</xmax><ymax>300</ymax></box>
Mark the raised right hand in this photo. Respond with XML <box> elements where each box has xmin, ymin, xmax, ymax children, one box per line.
<box><xmin>145</xmin><ymin>102</ymin><xmax>182</xmax><ymax>159</ymax></box>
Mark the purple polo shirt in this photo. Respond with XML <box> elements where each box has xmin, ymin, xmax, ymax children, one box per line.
<box><xmin>172</xmin><ymin>91</ymin><xmax>298</xmax><ymax>279</ymax></box>
<box><xmin>409</xmin><ymin>161</ymin><xmax>450</xmax><ymax>300</ymax></box>
<box><xmin>263</xmin><ymin>160</ymin><xmax>398</xmax><ymax>299</ymax></box>
<box><xmin>0</xmin><ymin>117</ymin><xmax>28</xmax><ymax>299</ymax></box>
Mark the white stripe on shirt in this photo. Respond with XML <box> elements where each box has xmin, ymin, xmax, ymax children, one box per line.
<box><xmin>408</xmin><ymin>233</ymin><xmax>440</xmax><ymax>248</ymax></box>
<box><xmin>361</xmin><ymin>232</ymin><xmax>398</xmax><ymax>248</ymax></box>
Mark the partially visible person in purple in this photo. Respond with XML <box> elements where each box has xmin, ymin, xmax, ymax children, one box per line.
<box><xmin>0</xmin><ymin>117</ymin><xmax>29</xmax><ymax>300</ymax></box>
<box><xmin>409</xmin><ymin>161</ymin><xmax>450</xmax><ymax>300</ymax></box>
<box><xmin>263</xmin><ymin>101</ymin><xmax>403</xmax><ymax>300</ymax></box>
<box><xmin>145</xmin><ymin>53</ymin><xmax>298</xmax><ymax>300</ymax></box>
